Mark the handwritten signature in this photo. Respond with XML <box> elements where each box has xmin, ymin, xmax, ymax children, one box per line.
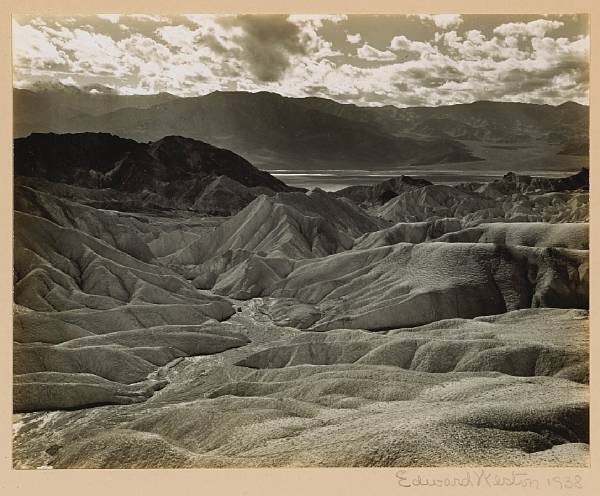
<box><xmin>395</xmin><ymin>469</ymin><xmax>584</xmax><ymax>489</ymax></box>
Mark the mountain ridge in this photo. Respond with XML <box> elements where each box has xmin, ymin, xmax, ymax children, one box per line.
<box><xmin>14</xmin><ymin>88</ymin><xmax>588</xmax><ymax>174</ymax></box>
<box><xmin>16</xmin><ymin>85</ymin><xmax>588</xmax><ymax>109</ymax></box>
<box><xmin>14</xmin><ymin>132</ymin><xmax>301</xmax><ymax>215</ymax></box>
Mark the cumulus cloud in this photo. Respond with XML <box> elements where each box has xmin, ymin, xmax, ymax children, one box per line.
<box><xmin>357</xmin><ymin>43</ymin><xmax>396</xmax><ymax>61</ymax></box>
<box><xmin>11</xmin><ymin>14</ymin><xmax>589</xmax><ymax>107</ymax></box>
<box><xmin>346</xmin><ymin>33</ymin><xmax>362</xmax><ymax>44</ymax></box>
<box><xmin>156</xmin><ymin>25</ymin><xmax>198</xmax><ymax>47</ymax></box>
<box><xmin>418</xmin><ymin>14</ymin><xmax>463</xmax><ymax>30</ymax></box>
<box><xmin>288</xmin><ymin>15</ymin><xmax>343</xmax><ymax>59</ymax></box>
<box><xmin>389</xmin><ymin>36</ymin><xmax>436</xmax><ymax>58</ymax></box>
<box><xmin>389</xmin><ymin>35</ymin><xmax>411</xmax><ymax>51</ymax></box>
<box><xmin>64</xmin><ymin>29</ymin><xmax>124</xmax><ymax>76</ymax></box>
<box><xmin>494</xmin><ymin>19</ymin><xmax>563</xmax><ymax>38</ymax></box>
<box><xmin>12</xmin><ymin>19</ymin><xmax>69</xmax><ymax>71</ymax></box>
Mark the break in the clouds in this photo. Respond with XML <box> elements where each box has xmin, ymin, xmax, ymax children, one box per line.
<box><xmin>12</xmin><ymin>13</ymin><xmax>589</xmax><ymax>107</ymax></box>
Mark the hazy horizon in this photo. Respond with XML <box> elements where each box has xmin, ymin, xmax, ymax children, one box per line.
<box><xmin>14</xmin><ymin>84</ymin><xmax>590</xmax><ymax>110</ymax></box>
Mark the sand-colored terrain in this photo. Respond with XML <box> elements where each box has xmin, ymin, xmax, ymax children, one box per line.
<box><xmin>12</xmin><ymin>134</ymin><xmax>589</xmax><ymax>468</ymax></box>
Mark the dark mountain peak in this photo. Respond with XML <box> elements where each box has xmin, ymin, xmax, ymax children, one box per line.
<box><xmin>14</xmin><ymin>132</ymin><xmax>142</xmax><ymax>184</ymax></box>
<box><xmin>149</xmin><ymin>134</ymin><xmax>210</xmax><ymax>148</ymax></box>
<box><xmin>206</xmin><ymin>89</ymin><xmax>281</xmax><ymax>100</ymax></box>
<box><xmin>466</xmin><ymin>99</ymin><xmax>495</xmax><ymax>106</ymax></box>
<box><xmin>558</xmin><ymin>101</ymin><xmax>587</xmax><ymax>109</ymax></box>
<box><xmin>251</xmin><ymin>90</ymin><xmax>285</xmax><ymax>99</ymax></box>
<box><xmin>564</xmin><ymin>167</ymin><xmax>589</xmax><ymax>185</ymax></box>
<box><xmin>145</xmin><ymin>135</ymin><xmax>270</xmax><ymax>179</ymax></box>
<box><xmin>23</xmin><ymin>131</ymin><xmax>137</xmax><ymax>143</ymax></box>
<box><xmin>16</xmin><ymin>131</ymin><xmax>140</xmax><ymax>152</ymax></box>
<box><xmin>477</xmin><ymin>99</ymin><xmax>538</xmax><ymax>106</ymax></box>
<box><xmin>17</xmin><ymin>132</ymin><xmax>141</xmax><ymax>157</ymax></box>
<box><xmin>498</xmin><ymin>168</ymin><xmax>589</xmax><ymax>193</ymax></box>
<box><xmin>14</xmin><ymin>132</ymin><xmax>297</xmax><ymax>212</ymax></box>
<box><xmin>388</xmin><ymin>175</ymin><xmax>433</xmax><ymax>188</ymax></box>
<box><xmin>307</xmin><ymin>187</ymin><xmax>329</xmax><ymax>196</ymax></box>
<box><xmin>464</xmin><ymin>99</ymin><xmax>588</xmax><ymax>110</ymax></box>
<box><xmin>335</xmin><ymin>174</ymin><xmax>433</xmax><ymax>207</ymax></box>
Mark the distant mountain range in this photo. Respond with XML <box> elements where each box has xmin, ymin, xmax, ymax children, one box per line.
<box><xmin>297</xmin><ymin>97</ymin><xmax>588</xmax><ymax>143</ymax></box>
<box><xmin>14</xmin><ymin>87</ymin><xmax>587</xmax><ymax>172</ymax></box>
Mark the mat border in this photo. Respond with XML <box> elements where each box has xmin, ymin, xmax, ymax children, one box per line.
<box><xmin>1</xmin><ymin>2</ymin><xmax>597</xmax><ymax>495</ymax></box>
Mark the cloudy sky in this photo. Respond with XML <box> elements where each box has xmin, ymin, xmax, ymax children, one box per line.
<box><xmin>12</xmin><ymin>13</ymin><xmax>589</xmax><ymax>107</ymax></box>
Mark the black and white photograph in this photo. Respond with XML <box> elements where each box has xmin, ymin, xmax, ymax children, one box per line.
<box><xmin>11</xmin><ymin>12</ymin><xmax>590</xmax><ymax>469</ymax></box>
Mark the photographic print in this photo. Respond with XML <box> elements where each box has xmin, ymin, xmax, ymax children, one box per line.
<box><xmin>11</xmin><ymin>13</ymin><xmax>589</xmax><ymax>469</ymax></box>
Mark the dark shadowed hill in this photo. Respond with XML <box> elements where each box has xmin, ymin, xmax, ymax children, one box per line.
<box><xmin>334</xmin><ymin>175</ymin><xmax>433</xmax><ymax>206</ymax></box>
<box><xmin>460</xmin><ymin>168</ymin><xmax>590</xmax><ymax>198</ymax></box>
<box><xmin>14</xmin><ymin>132</ymin><xmax>299</xmax><ymax>215</ymax></box>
